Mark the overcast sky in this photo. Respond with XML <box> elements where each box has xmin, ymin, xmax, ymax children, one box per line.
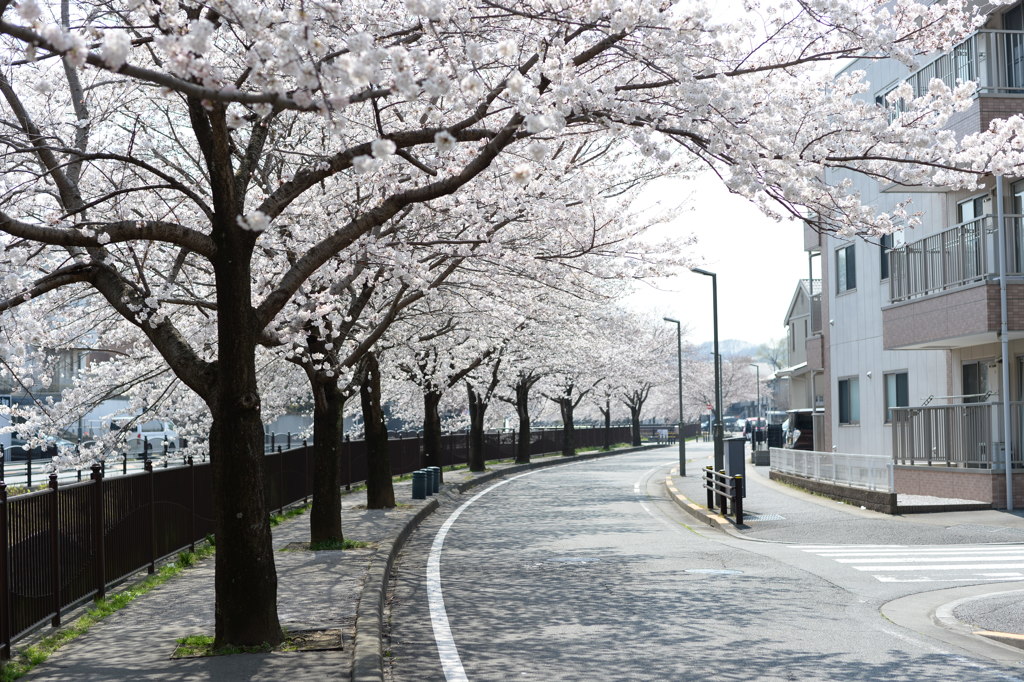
<box><xmin>625</xmin><ymin>171</ymin><xmax>813</xmax><ymax>350</ymax></box>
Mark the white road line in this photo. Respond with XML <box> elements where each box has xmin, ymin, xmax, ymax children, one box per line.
<box><xmin>839</xmin><ymin>552</ymin><xmax>1024</xmax><ymax>561</ymax></box>
<box><xmin>817</xmin><ymin>547</ymin><xmax>1024</xmax><ymax>556</ymax></box>
<box><xmin>855</xmin><ymin>563</ymin><xmax>1024</xmax><ymax>572</ymax></box>
<box><xmin>427</xmin><ymin>470</ymin><xmax>538</xmax><ymax>682</ymax></box>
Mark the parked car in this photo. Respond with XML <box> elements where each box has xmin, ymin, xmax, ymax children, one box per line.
<box><xmin>109</xmin><ymin>417</ymin><xmax>180</xmax><ymax>457</ymax></box>
<box><xmin>6</xmin><ymin>434</ymin><xmax>76</xmax><ymax>460</ymax></box>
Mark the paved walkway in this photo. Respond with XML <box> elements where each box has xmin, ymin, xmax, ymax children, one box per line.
<box><xmin>17</xmin><ymin>451</ymin><xmax>615</xmax><ymax>681</ymax></box>
<box><xmin>17</xmin><ymin>443</ymin><xmax>1024</xmax><ymax>679</ymax></box>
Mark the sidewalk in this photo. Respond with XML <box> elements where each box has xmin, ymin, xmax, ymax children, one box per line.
<box><xmin>17</xmin><ymin>448</ymin><xmax>649</xmax><ymax>681</ymax></box>
<box><xmin>667</xmin><ymin>448</ymin><xmax>1024</xmax><ymax>660</ymax></box>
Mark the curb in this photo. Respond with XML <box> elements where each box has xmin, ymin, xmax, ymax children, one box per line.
<box><xmin>351</xmin><ymin>443</ymin><xmax>661</xmax><ymax>681</ymax></box>
<box><xmin>664</xmin><ymin>469</ymin><xmax>744</xmax><ymax>538</ymax></box>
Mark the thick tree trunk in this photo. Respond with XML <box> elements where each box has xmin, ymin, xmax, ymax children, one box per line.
<box><xmin>209</xmin><ymin>203</ymin><xmax>281</xmax><ymax>648</ymax></box>
<box><xmin>422</xmin><ymin>389</ymin><xmax>444</xmax><ymax>478</ymax></box>
<box><xmin>559</xmin><ymin>398</ymin><xmax>575</xmax><ymax>457</ymax></box>
<box><xmin>629</xmin><ymin>405</ymin><xmax>642</xmax><ymax>446</ymax></box>
<box><xmin>467</xmin><ymin>384</ymin><xmax>487</xmax><ymax>472</ymax></box>
<box><xmin>360</xmin><ymin>353</ymin><xmax>395</xmax><ymax>509</ymax></box>
<box><xmin>309</xmin><ymin>379</ymin><xmax>344</xmax><ymax>544</ymax></box>
<box><xmin>515</xmin><ymin>379</ymin><xmax>531</xmax><ymax>464</ymax></box>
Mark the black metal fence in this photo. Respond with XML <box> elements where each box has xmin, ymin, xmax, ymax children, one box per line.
<box><xmin>0</xmin><ymin>425</ymin><xmax>630</xmax><ymax>656</ymax></box>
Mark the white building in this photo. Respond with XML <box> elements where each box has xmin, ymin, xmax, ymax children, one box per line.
<box><xmin>815</xmin><ymin>3</ymin><xmax>1024</xmax><ymax>507</ymax></box>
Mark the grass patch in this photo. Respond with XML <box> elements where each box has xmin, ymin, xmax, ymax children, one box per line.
<box><xmin>172</xmin><ymin>628</ymin><xmax>342</xmax><ymax>658</ymax></box>
<box><xmin>1</xmin><ymin>544</ymin><xmax>215</xmax><ymax>680</ymax></box>
<box><xmin>172</xmin><ymin>634</ymin><xmax>277</xmax><ymax>658</ymax></box>
<box><xmin>269</xmin><ymin>504</ymin><xmax>309</xmax><ymax>527</ymax></box>
<box><xmin>309</xmin><ymin>538</ymin><xmax>371</xmax><ymax>551</ymax></box>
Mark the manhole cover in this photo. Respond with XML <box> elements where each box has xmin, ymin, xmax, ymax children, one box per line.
<box><xmin>684</xmin><ymin>568</ymin><xmax>743</xmax><ymax>575</ymax></box>
<box><xmin>745</xmin><ymin>513</ymin><xmax>785</xmax><ymax>521</ymax></box>
<box><xmin>547</xmin><ymin>557</ymin><xmax>600</xmax><ymax>564</ymax></box>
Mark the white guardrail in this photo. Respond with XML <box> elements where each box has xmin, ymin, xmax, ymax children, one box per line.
<box><xmin>769</xmin><ymin>448</ymin><xmax>894</xmax><ymax>493</ymax></box>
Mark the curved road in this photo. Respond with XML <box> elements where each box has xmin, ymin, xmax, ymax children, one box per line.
<box><xmin>385</xmin><ymin>445</ymin><xmax>1024</xmax><ymax>681</ymax></box>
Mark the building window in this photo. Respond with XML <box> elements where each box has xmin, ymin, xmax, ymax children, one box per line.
<box><xmin>838</xmin><ymin>377</ymin><xmax>860</xmax><ymax>425</ymax></box>
<box><xmin>884</xmin><ymin>372</ymin><xmax>908</xmax><ymax>423</ymax></box>
<box><xmin>880</xmin><ymin>234</ymin><xmax>892</xmax><ymax>280</ymax></box>
<box><xmin>962</xmin><ymin>361</ymin><xmax>989</xmax><ymax>403</ymax></box>
<box><xmin>836</xmin><ymin>244</ymin><xmax>856</xmax><ymax>293</ymax></box>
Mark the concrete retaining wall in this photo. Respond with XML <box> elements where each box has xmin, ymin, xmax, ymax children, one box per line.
<box><xmin>769</xmin><ymin>470</ymin><xmax>898</xmax><ymax>514</ymax></box>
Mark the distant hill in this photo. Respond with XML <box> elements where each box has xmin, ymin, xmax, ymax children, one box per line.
<box><xmin>694</xmin><ymin>339</ymin><xmax>759</xmax><ymax>359</ymax></box>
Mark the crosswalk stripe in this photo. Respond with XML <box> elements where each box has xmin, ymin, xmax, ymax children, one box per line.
<box><xmin>796</xmin><ymin>544</ymin><xmax>1024</xmax><ymax>583</ymax></box>
<box><xmin>853</xmin><ymin>563</ymin><xmax>1024</xmax><ymax>572</ymax></box>
<box><xmin>835</xmin><ymin>552</ymin><xmax>1024</xmax><ymax>561</ymax></box>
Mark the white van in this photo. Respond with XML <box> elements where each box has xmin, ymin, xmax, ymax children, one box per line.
<box><xmin>109</xmin><ymin>417</ymin><xmax>180</xmax><ymax>457</ymax></box>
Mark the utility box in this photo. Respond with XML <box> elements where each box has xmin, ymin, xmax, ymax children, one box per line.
<box><xmin>724</xmin><ymin>436</ymin><xmax>746</xmax><ymax>497</ymax></box>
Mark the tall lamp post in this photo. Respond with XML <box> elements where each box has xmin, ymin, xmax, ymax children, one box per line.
<box><xmin>692</xmin><ymin>267</ymin><xmax>723</xmax><ymax>470</ymax></box>
<box><xmin>749</xmin><ymin>363</ymin><xmax>760</xmax><ymax>452</ymax></box>
<box><xmin>663</xmin><ymin>317</ymin><xmax>686</xmax><ymax>476</ymax></box>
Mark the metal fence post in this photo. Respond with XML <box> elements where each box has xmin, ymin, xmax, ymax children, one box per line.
<box><xmin>705</xmin><ymin>467</ymin><xmax>714</xmax><ymax>510</ymax></box>
<box><xmin>0</xmin><ymin>482</ymin><xmax>10</xmax><ymax>660</ymax></box>
<box><xmin>91</xmin><ymin>464</ymin><xmax>106</xmax><ymax>600</ymax></box>
<box><xmin>122</xmin><ymin>451</ymin><xmax>128</xmax><ymax>477</ymax></box>
<box><xmin>0</xmin><ymin>444</ymin><xmax>5</xmax><ymax>482</ymax></box>
<box><xmin>188</xmin><ymin>456</ymin><xmax>196</xmax><ymax>553</ymax></box>
<box><xmin>734</xmin><ymin>475</ymin><xmax>744</xmax><ymax>525</ymax></box>
<box><xmin>26</xmin><ymin>448</ymin><xmax>32</xmax><ymax>490</ymax></box>
<box><xmin>278</xmin><ymin>445</ymin><xmax>284</xmax><ymax>516</ymax></box>
<box><xmin>145</xmin><ymin>461</ymin><xmax>155</xmax><ymax>574</ymax></box>
<box><xmin>48</xmin><ymin>473</ymin><xmax>60</xmax><ymax>627</ymax></box>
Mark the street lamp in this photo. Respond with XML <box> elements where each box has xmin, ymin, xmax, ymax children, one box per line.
<box><xmin>663</xmin><ymin>317</ymin><xmax>686</xmax><ymax>476</ymax></box>
<box><xmin>749</xmin><ymin>363</ymin><xmax>760</xmax><ymax>452</ymax></box>
<box><xmin>692</xmin><ymin>267</ymin><xmax>723</xmax><ymax>470</ymax></box>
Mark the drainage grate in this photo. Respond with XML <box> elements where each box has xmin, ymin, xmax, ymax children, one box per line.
<box><xmin>744</xmin><ymin>513</ymin><xmax>785</xmax><ymax>522</ymax></box>
<box><xmin>547</xmin><ymin>557</ymin><xmax>600</xmax><ymax>564</ymax></box>
<box><xmin>684</xmin><ymin>569</ymin><xmax>743</xmax><ymax>576</ymax></box>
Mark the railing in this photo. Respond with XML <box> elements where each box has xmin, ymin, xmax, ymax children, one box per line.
<box><xmin>703</xmin><ymin>467</ymin><xmax>744</xmax><ymax>524</ymax></box>
<box><xmin>890</xmin><ymin>402</ymin><xmax>1024</xmax><ymax>468</ymax></box>
<box><xmin>770</xmin><ymin>447</ymin><xmax>894</xmax><ymax>492</ymax></box>
<box><xmin>0</xmin><ymin>425</ymin><xmax>631</xmax><ymax>657</ymax></box>
<box><xmin>887</xmin><ymin>215</ymin><xmax>1024</xmax><ymax>303</ymax></box>
<box><xmin>886</xmin><ymin>30</ymin><xmax>1024</xmax><ymax>108</ymax></box>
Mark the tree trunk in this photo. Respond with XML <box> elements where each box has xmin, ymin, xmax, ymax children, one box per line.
<box><xmin>602</xmin><ymin>399</ymin><xmax>611</xmax><ymax>450</ymax></box>
<box><xmin>209</xmin><ymin>197</ymin><xmax>281</xmax><ymax>647</ymax></box>
<box><xmin>559</xmin><ymin>398</ymin><xmax>575</xmax><ymax>456</ymax></box>
<box><xmin>360</xmin><ymin>353</ymin><xmax>395</xmax><ymax>509</ymax></box>
<box><xmin>467</xmin><ymin>384</ymin><xmax>487</xmax><ymax>472</ymax></box>
<box><xmin>423</xmin><ymin>388</ymin><xmax>444</xmax><ymax>478</ymax></box>
<box><xmin>515</xmin><ymin>379</ymin><xmax>531</xmax><ymax>464</ymax></box>
<box><xmin>309</xmin><ymin>378</ymin><xmax>344</xmax><ymax>544</ymax></box>
<box><xmin>629</xmin><ymin>405</ymin><xmax>642</xmax><ymax>446</ymax></box>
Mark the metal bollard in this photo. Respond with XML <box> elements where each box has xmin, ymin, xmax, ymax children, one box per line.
<box><xmin>412</xmin><ymin>470</ymin><xmax>427</xmax><ymax>500</ymax></box>
<box><xmin>428</xmin><ymin>466</ymin><xmax>441</xmax><ymax>494</ymax></box>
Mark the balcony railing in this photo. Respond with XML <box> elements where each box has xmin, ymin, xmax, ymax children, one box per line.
<box><xmin>887</xmin><ymin>215</ymin><xmax>1024</xmax><ymax>303</ymax></box>
<box><xmin>891</xmin><ymin>402</ymin><xmax>1024</xmax><ymax>469</ymax></box>
<box><xmin>883</xmin><ymin>30</ymin><xmax>1024</xmax><ymax>111</ymax></box>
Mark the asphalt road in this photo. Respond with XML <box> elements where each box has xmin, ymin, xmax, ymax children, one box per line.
<box><xmin>384</xmin><ymin>444</ymin><xmax>1024</xmax><ymax>681</ymax></box>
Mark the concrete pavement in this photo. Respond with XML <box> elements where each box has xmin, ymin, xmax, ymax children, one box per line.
<box><xmin>16</xmin><ymin>447</ymin><xmax>655</xmax><ymax>681</ymax></box>
<box><xmin>15</xmin><ymin>441</ymin><xmax>1024</xmax><ymax>680</ymax></box>
<box><xmin>667</xmin><ymin>443</ymin><xmax>1024</xmax><ymax>664</ymax></box>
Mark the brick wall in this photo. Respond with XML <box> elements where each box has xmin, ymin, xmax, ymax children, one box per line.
<box><xmin>893</xmin><ymin>465</ymin><xmax>1024</xmax><ymax>508</ymax></box>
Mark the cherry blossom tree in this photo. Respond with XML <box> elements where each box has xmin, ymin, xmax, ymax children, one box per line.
<box><xmin>1</xmin><ymin>0</ymin><xmax>1016</xmax><ymax>648</ymax></box>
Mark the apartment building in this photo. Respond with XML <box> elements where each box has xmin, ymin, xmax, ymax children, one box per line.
<box><xmin>814</xmin><ymin>2</ymin><xmax>1024</xmax><ymax>507</ymax></box>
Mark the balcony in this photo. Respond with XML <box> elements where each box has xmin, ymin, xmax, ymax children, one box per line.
<box><xmin>904</xmin><ymin>30</ymin><xmax>1024</xmax><ymax>98</ymax></box>
<box><xmin>880</xmin><ymin>30</ymin><xmax>1024</xmax><ymax>133</ymax></box>
<box><xmin>882</xmin><ymin>215</ymin><xmax>1024</xmax><ymax>349</ymax></box>
<box><xmin>891</xmin><ymin>401</ymin><xmax>1024</xmax><ymax>470</ymax></box>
